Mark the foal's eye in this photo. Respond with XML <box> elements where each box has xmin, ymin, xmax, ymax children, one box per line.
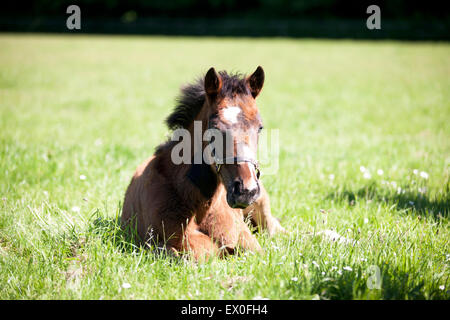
<box><xmin>258</xmin><ymin>125</ymin><xmax>264</xmax><ymax>133</ymax></box>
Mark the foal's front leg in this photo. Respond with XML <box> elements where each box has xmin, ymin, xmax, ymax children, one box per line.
<box><xmin>199</xmin><ymin>208</ymin><xmax>262</xmax><ymax>254</ymax></box>
<box><xmin>181</xmin><ymin>219</ymin><xmax>219</xmax><ymax>261</ymax></box>
<box><xmin>160</xmin><ymin>217</ymin><xmax>218</xmax><ymax>261</ymax></box>
<box><xmin>243</xmin><ymin>183</ymin><xmax>286</xmax><ymax>236</ymax></box>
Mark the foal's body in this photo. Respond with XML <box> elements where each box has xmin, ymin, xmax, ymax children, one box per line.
<box><xmin>122</xmin><ymin>150</ymin><xmax>283</xmax><ymax>259</ymax></box>
<box><xmin>122</xmin><ymin>67</ymin><xmax>284</xmax><ymax>259</ymax></box>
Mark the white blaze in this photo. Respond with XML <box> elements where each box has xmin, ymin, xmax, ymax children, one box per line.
<box><xmin>245</xmin><ymin>162</ymin><xmax>259</xmax><ymax>191</ymax></box>
<box><xmin>239</xmin><ymin>144</ymin><xmax>256</xmax><ymax>160</ymax></box>
<box><xmin>240</xmin><ymin>144</ymin><xmax>258</xmax><ymax>191</ymax></box>
<box><xmin>222</xmin><ymin>106</ymin><xmax>241</xmax><ymax>124</ymax></box>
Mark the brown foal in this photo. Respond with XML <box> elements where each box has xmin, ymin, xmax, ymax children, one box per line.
<box><xmin>122</xmin><ymin>66</ymin><xmax>285</xmax><ymax>260</ymax></box>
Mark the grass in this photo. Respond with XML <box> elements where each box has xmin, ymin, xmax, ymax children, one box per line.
<box><xmin>0</xmin><ymin>33</ymin><xmax>449</xmax><ymax>300</ymax></box>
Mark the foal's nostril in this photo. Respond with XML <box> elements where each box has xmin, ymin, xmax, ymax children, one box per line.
<box><xmin>247</xmin><ymin>186</ymin><xmax>257</xmax><ymax>198</ymax></box>
<box><xmin>233</xmin><ymin>180</ymin><xmax>242</xmax><ymax>195</ymax></box>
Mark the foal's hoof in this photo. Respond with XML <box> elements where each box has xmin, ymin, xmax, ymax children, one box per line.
<box><xmin>218</xmin><ymin>245</ymin><xmax>236</xmax><ymax>257</ymax></box>
<box><xmin>267</xmin><ymin>218</ymin><xmax>287</xmax><ymax>236</ymax></box>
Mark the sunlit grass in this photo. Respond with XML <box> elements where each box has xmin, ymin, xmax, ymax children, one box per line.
<box><xmin>0</xmin><ymin>34</ymin><xmax>448</xmax><ymax>299</ymax></box>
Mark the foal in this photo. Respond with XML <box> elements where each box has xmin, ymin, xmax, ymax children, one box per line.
<box><xmin>122</xmin><ymin>67</ymin><xmax>285</xmax><ymax>260</ymax></box>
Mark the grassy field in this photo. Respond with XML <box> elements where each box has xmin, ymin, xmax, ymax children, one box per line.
<box><xmin>0</xmin><ymin>33</ymin><xmax>449</xmax><ymax>300</ymax></box>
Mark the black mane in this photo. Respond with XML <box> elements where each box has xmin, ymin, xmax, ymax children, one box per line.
<box><xmin>165</xmin><ymin>71</ymin><xmax>250</xmax><ymax>130</ymax></box>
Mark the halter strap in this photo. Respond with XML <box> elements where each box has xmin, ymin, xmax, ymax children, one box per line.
<box><xmin>215</xmin><ymin>157</ymin><xmax>261</xmax><ymax>179</ymax></box>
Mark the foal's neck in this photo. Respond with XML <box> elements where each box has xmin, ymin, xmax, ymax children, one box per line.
<box><xmin>167</xmin><ymin>102</ymin><xmax>224</xmax><ymax>221</ymax></box>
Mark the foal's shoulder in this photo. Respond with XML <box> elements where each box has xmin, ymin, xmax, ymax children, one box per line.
<box><xmin>133</xmin><ymin>156</ymin><xmax>155</xmax><ymax>179</ymax></box>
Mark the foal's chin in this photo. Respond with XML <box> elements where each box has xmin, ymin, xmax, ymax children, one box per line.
<box><xmin>226</xmin><ymin>191</ymin><xmax>260</xmax><ymax>209</ymax></box>
<box><xmin>229</xmin><ymin>201</ymin><xmax>250</xmax><ymax>209</ymax></box>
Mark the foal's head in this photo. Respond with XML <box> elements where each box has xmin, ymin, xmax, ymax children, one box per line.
<box><xmin>203</xmin><ymin>67</ymin><xmax>265</xmax><ymax>209</ymax></box>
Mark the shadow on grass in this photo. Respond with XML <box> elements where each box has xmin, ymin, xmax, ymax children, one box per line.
<box><xmin>326</xmin><ymin>182</ymin><xmax>449</xmax><ymax>220</ymax></box>
<box><xmin>85</xmin><ymin>211</ymin><xmax>182</xmax><ymax>263</ymax></box>
<box><xmin>85</xmin><ymin>211</ymin><xmax>251</xmax><ymax>262</ymax></box>
<box><xmin>288</xmin><ymin>264</ymin><xmax>446</xmax><ymax>300</ymax></box>
<box><xmin>87</xmin><ymin>214</ymin><xmax>135</xmax><ymax>252</ymax></box>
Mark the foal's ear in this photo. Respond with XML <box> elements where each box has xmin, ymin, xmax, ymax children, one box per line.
<box><xmin>204</xmin><ymin>67</ymin><xmax>222</xmax><ymax>100</ymax></box>
<box><xmin>246</xmin><ymin>66</ymin><xmax>265</xmax><ymax>98</ymax></box>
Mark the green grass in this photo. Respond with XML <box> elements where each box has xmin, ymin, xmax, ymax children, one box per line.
<box><xmin>0</xmin><ymin>33</ymin><xmax>449</xmax><ymax>300</ymax></box>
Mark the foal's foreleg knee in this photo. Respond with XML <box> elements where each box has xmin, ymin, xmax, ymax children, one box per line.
<box><xmin>182</xmin><ymin>228</ymin><xmax>219</xmax><ymax>261</ymax></box>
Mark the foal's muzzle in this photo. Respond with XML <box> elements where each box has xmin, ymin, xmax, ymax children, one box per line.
<box><xmin>215</xmin><ymin>157</ymin><xmax>261</xmax><ymax>209</ymax></box>
<box><xmin>228</xmin><ymin>179</ymin><xmax>260</xmax><ymax>209</ymax></box>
